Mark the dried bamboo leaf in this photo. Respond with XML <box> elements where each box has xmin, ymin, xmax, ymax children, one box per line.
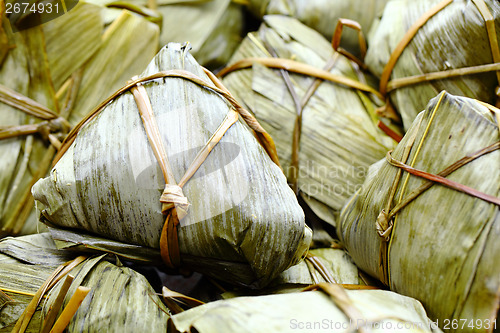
<box><xmin>0</xmin><ymin>14</ymin><xmax>8</xmax><ymax>67</ymax></box>
<box><xmin>222</xmin><ymin>15</ymin><xmax>395</xmax><ymax>226</ymax></box>
<box><xmin>0</xmin><ymin>263</ymin><xmax>55</xmax><ymax>297</ymax></box>
<box><xmin>0</xmin><ymin>291</ymin><xmax>10</xmax><ymax>311</ymax></box>
<box><xmin>162</xmin><ymin>285</ymin><xmax>205</xmax><ymax>312</ymax></box>
<box><xmin>169</xmin><ymin>285</ymin><xmax>442</xmax><ymax>333</ymax></box>
<box><xmin>221</xmin><ymin>247</ymin><xmax>364</xmax><ymax>297</ymax></box>
<box><xmin>0</xmin><ymin>262</ymin><xmax>54</xmax><ymax>332</ymax></box>
<box><xmin>339</xmin><ymin>92</ymin><xmax>500</xmax><ymax>332</ymax></box>
<box><xmin>191</xmin><ymin>1</ymin><xmax>243</xmax><ymax>68</ymax></box>
<box><xmin>366</xmin><ymin>0</ymin><xmax>500</xmax><ymax>129</ymax></box>
<box><xmin>155</xmin><ymin>0</ymin><xmax>240</xmax><ymax>68</ymax></box>
<box><xmin>33</xmin><ymin>43</ymin><xmax>311</xmax><ymax>288</ymax></box>
<box><xmin>0</xmin><ymin>234</ymin><xmax>85</xmax><ymax>332</ymax></box>
<box><xmin>48</xmin><ymin>227</ymin><xmax>164</xmax><ymax>264</ymax></box>
<box><xmin>0</xmin><ymin>233</ymin><xmax>75</xmax><ymax>266</ymax></box>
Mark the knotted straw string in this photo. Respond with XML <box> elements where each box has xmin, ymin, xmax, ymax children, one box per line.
<box><xmin>53</xmin><ymin>69</ymin><xmax>280</xmax><ymax>268</ymax></box>
<box><xmin>378</xmin><ymin>0</ymin><xmax>500</xmax><ymax>119</ymax></box>
<box><xmin>218</xmin><ymin>19</ymin><xmax>376</xmax><ymax>193</ymax></box>
<box><xmin>0</xmin><ymin>118</ymin><xmax>70</xmax><ymax>150</ymax></box>
<box><xmin>0</xmin><ymin>84</ymin><xmax>71</xmax><ymax>149</ymax></box>
<box><xmin>331</xmin><ymin>18</ymin><xmax>368</xmax><ymax>68</ymax></box>
<box><xmin>375</xmin><ymin>92</ymin><xmax>500</xmax><ymax>285</ymax></box>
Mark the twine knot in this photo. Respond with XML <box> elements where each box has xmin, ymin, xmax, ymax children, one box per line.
<box><xmin>376</xmin><ymin>209</ymin><xmax>393</xmax><ymax>242</ymax></box>
<box><xmin>160</xmin><ymin>184</ymin><xmax>189</xmax><ymax>220</ymax></box>
<box><xmin>37</xmin><ymin>117</ymin><xmax>71</xmax><ymax>143</ymax></box>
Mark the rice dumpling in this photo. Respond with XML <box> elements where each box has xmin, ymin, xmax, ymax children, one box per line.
<box><xmin>220</xmin><ymin>15</ymin><xmax>395</xmax><ymax>226</ymax></box>
<box><xmin>0</xmin><ymin>234</ymin><xmax>169</xmax><ymax>332</ymax></box>
<box><xmin>32</xmin><ymin>43</ymin><xmax>311</xmax><ymax>289</ymax></box>
<box><xmin>338</xmin><ymin>91</ymin><xmax>500</xmax><ymax>332</ymax></box>
<box><xmin>168</xmin><ymin>283</ymin><xmax>442</xmax><ymax>333</ymax></box>
<box><xmin>366</xmin><ymin>0</ymin><xmax>500</xmax><ymax>130</ymax></box>
<box><xmin>246</xmin><ymin>0</ymin><xmax>389</xmax><ymax>55</ymax></box>
<box><xmin>0</xmin><ymin>1</ymin><xmax>159</xmax><ymax>237</ymax></box>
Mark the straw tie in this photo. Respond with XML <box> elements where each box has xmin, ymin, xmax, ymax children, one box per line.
<box><xmin>0</xmin><ymin>83</ymin><xmax>71</xmax><ymax>149</ymax></box>
<box><xmin>375</xmin><ymin>209</ymin><xmax>392</xmax><ymax>241</ymax></box>
<box><xmin>37</xmin><ymin>117</ymin><xmax>71</xmax><ymax>148</ymax></box>
<box><xmin>304</xmin><ymin>283</ymin><xmax>369</xmax><ymax>333</ymax></box>
<box><xmin>37</xmin><ymin>117</ymin><xmax>70</xmax><ymax>139</ymax></box>
<box><xmin>129</xmin><ymin>76</ymin><xmax>184</xmax><ymax>268</ymax></box>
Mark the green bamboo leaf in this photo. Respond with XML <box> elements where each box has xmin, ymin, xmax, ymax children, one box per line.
<box><xmin>88</xmin><ymin>0</ymin><xmax>244</xmax><ymax>68</ymax></box>
<box><xmin>274</xmin><ymin>248</ymin><xmax>361</xmax><ymax>287</ymax></box>
<box><xmin>0</xmin><ymin>233</ymin><xmax>75</xmax><ymax>266</ymax></box>
<box><xmin>0</xmin><ymin>21</ymin><xmax>57</xmax><ymax>236</ymax></box>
